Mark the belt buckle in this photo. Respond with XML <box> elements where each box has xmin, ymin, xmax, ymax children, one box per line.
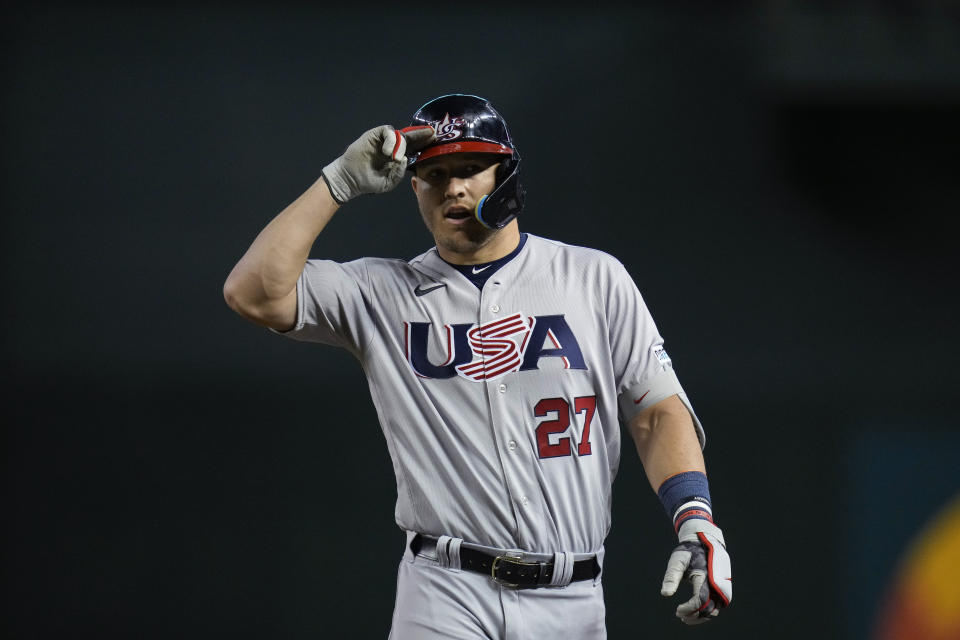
<box><xmin>491</xmin><ymin>552</ymin><xmax>538</xmax><ymax>589</ymax></box>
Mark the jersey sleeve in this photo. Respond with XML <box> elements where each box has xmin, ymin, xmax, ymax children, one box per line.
<box><xmin>605</xmin><ymin>261</ymin><xmax>706</xmax><ymax>448</ymax></box>
<box><xmin>271</xmin><ymin>258</ymin><xmax>371</xmax><ymax>357</ymax></box>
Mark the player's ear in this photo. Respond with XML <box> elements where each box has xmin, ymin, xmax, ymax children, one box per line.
<box><xmin>410</xmin><ymin>175</ymin><xmax>419</xmax><ymax>195</ymax></box>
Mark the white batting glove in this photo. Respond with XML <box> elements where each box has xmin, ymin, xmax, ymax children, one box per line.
<box><xmin>321</xmin><ymin>124</ymin><xmax>435</xmax><ymax>204</ymax></box>
<box><xmin>660</xmin><ymin>519</ymin><xmax>732</xmax><ymax>625</ymax></box>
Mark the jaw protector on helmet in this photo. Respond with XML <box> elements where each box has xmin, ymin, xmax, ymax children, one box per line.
<box><xmin>472</xmin><ymin>150</ymin><xmax>525</xmax><ymax>229</ymax></box>
<box><xmin>407</xmin><ymin>93</ymin><xmax>526</xmax><ymax>230</ymax></box>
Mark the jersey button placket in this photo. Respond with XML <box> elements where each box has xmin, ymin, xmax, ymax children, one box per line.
<box><xmin>479</xmin><ymin>287</ymin><xmax>527</xmax><ymax>538</ymax></box>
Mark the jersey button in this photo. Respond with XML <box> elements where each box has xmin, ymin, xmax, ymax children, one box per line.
<box><xmin>498</xmin><ymin>383</ymin><xmax>506</xmax><ymax>393</ymax></box>
<box><xmin>507</xmin><ymin>440</ymin><xmax>517</xmax><ymax>451</ymax></box>
<box><xmin>520</xmin><ymin>495</ymin><xmax>529</xmax><ymax>506</ymax></box>
<box><xmin>490</xmin><ymin>304</ymin><xmax>500</xmax><ymax>313</ymax></box>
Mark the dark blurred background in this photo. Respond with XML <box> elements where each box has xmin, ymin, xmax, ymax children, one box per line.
<box><xmin>3</xmin><ymin>2</ymin><xmax>959</xmax><ymax>638</ymax></box>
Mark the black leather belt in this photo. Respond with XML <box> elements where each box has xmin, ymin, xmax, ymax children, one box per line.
<box><xmin>410</xmin><ymin>534</ymin><xmax>600</xmax><ymax>589</ymax></box>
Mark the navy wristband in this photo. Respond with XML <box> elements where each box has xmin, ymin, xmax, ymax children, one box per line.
<box><xmin>657</xmin><ymin>471</ymin><xmax>713</xmax><ymax>532</ymax></box>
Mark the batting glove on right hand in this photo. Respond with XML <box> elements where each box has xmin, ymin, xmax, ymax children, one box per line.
<box><xmin>321</xmin><ymin>124</ymin><xmax>435</xmax><ymax>204</ymax></box>
<box><xmin>660</xmin><ymin>519</ymin><xmax>732</xmax><ymax>625</ymax></box>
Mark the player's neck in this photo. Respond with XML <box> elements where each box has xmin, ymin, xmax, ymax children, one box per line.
<box><xmin>436</xmin><ymin>222</ymin><xmax>521</xmax><ymax>265</ymax></box>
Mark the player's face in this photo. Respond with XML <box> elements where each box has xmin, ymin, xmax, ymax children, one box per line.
<box><xmin>411</xmin><ymin>153</ymin><xmax>502</xmax><ymax>257</ymax></box>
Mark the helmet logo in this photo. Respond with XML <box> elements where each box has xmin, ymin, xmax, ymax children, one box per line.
<box><xmin>431</xmin><ymin>113</ymin><xmax>465</xmax><ymax>142</ymax></box>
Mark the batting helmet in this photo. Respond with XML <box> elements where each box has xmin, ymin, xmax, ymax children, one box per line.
<box><xmin>407</xmin><ymin>94</ymin><xmax>526</xmax><ymax>230</ymax></box>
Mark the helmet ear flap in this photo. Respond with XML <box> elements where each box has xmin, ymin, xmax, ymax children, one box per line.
<box><xmin>476</xmin><ymin>153</ymin><xmax>525</xmax><ymax>229</ymax></box>
<box><xmin>495</xmin><ymin>157</ymin><xmax>512</xmax><ymax>184</ymax></box>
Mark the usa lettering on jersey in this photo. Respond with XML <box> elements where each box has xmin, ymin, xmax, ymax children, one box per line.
<box><xmin>404</xmin><ymin>312</ymin><xmax>587</xmax><ymax>380</ymax></box>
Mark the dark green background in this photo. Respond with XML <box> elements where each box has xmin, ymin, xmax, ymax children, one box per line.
<box><xmin>4</xmin><ymin>3</ymin><xmax>959</xmax><ymax>638</ymax></box>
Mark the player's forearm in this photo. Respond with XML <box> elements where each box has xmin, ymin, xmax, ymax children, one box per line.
<box><xmin>640</xmin><ymin>397</ymin><xmax>731</xmax><ymax>621</ymax></box>
<box><xmin>630</xmin><ymin>395</ymin><xmax>706</xmax><ymax>492</ymax></box>
<box><xmin>223</xmin><ymin>176</ymin><xmax>339</xmax><ymax>319</ymax></box>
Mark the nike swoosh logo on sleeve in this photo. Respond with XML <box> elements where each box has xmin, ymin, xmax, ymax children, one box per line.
<box><xmin>414</xmin><ymin>283</ymin><xmax>447</xmax><ymax>297</ymax></box>
<box><xmin>633</xmin><ymin>390</ymin><xmax>650</xmax><ymax>405</ymax></box>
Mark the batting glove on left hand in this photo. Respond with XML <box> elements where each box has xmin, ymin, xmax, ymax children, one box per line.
<box><xmin>321</xmin><ymin>124</ymin><xmax>435</xmax><ymax>204</ymax></box>
<box><xmin>660</xmin><ymin>519</ymin><xmax>732</xmax><ymax>625</ymax></box>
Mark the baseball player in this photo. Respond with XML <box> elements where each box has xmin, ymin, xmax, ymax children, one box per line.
<box><xmin>223</xmin><ymin>94</ymin><xmax>732</xmax><ymax>638</ymax></box>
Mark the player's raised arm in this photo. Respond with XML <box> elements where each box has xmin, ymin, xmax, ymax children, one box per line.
<box><xmin>628</xmin><ymin>395</ymin><xmax>733</xmax><ymax>625</ymax></box>
<box><xmin>222</xmin><ymin>124</ymin><xmax>435</xmax><ymax>330</ymax></box>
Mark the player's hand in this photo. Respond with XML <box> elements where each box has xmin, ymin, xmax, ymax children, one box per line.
<box><xmin>321</xmin><ymin>124</ymin><xmax>435</xmax><ymax>204</ymax></box>
<box><xmin>660</xmin><ymin>519</ymin><xmax>732</xmax><ymax>625</ymax></box>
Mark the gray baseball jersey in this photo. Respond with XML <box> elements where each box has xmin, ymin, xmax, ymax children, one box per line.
<box><xmin>279</xmin><ymin>233</ymin><xmax>704</xmax><ymax>555</ymax></box>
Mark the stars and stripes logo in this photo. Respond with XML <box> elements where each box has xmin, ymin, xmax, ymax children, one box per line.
<box><xmin>431</xmin><ymin>113</ymin><xmax>466</xmax><ymax>141</ymax></box>
<box><xmin>456</xmin><ymin>313</ymin><xmax>532</xmax><ymax>381</ymax></box>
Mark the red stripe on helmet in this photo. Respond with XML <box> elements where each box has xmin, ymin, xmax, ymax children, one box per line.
<box><xmin>416</xmin><ymin>141</ymin><xmax>513</xmax><ymax>163</ymax></box>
